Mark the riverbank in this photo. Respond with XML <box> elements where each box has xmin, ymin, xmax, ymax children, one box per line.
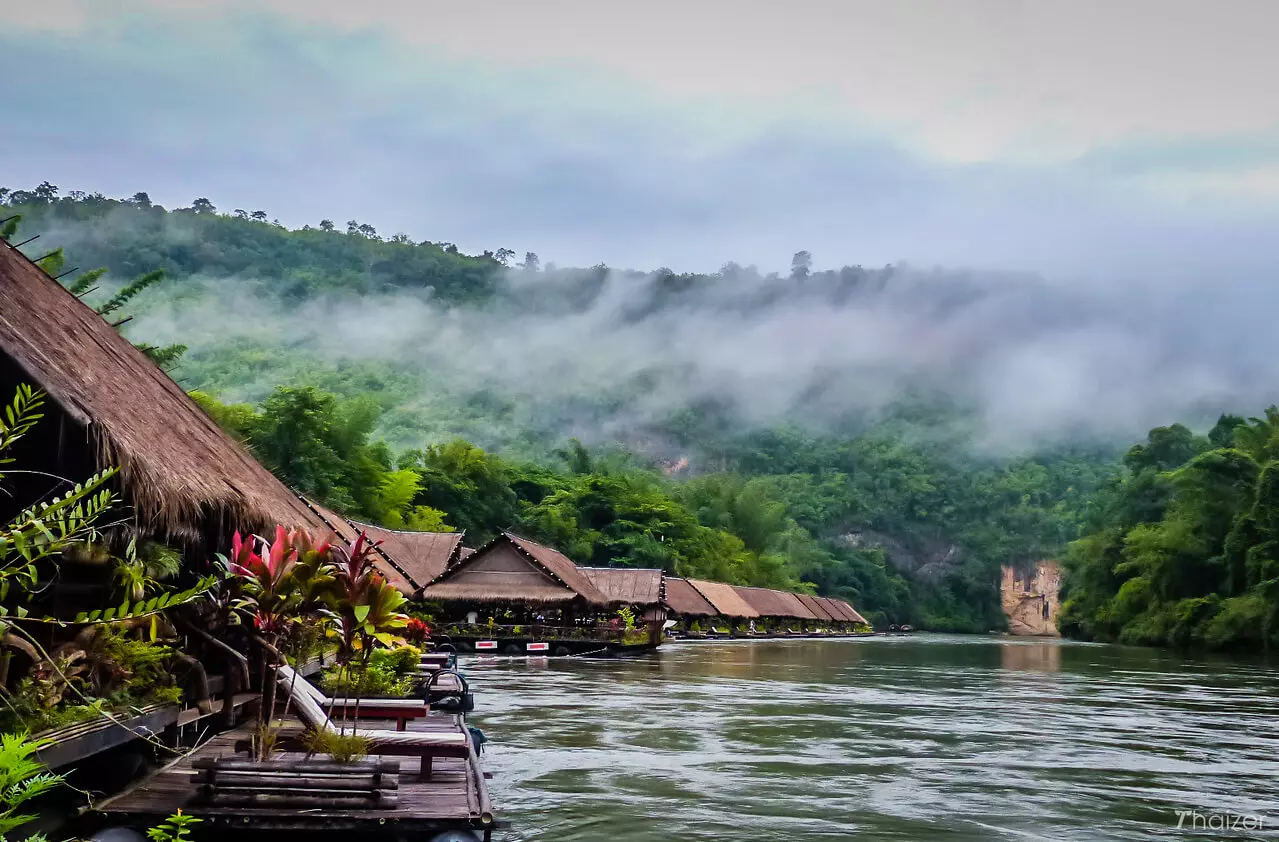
<box><xmin>463</xmin><ymin>635</ymin><xmax>1279</xmax><ymax>841</ymax></box>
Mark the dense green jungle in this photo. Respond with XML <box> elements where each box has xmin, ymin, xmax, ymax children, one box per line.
<box><xmin>6</xmin><ymin>183</ymin><xmax>1277</xmax><ymax>649</ymax></box>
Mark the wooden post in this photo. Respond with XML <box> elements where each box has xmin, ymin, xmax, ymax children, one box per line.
<box><xmin>220</xmin><ymin>651</ymin><xmax>240</xmax><ymax>730</ymax></box>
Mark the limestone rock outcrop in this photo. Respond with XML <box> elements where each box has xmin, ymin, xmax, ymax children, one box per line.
<box><xmin>1001</xmin><ymin>561</ymin><xmax>1062</xmax><ymax>636</ymax></box>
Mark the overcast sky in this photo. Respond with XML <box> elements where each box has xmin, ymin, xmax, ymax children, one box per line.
<box><xmin>5</xmin><ymin>0</ymin><xmax>1279</xmax><ymax>276</ymax></box>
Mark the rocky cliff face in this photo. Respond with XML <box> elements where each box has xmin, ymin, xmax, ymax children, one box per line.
<box><xmin>1001</xmin><ymin>561</ymin><xmax>1062</xmax><ymax>636</ymax></box>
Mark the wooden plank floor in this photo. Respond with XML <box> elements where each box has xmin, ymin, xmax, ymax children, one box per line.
<box><xmin>93</xmin><ymin>713</ymin><xmax>493</xmax><ymax>834</ymax></box>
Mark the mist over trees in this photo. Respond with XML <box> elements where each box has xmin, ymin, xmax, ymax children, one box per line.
<box><xmin>5</xmin><ymin>184</ymin><xmax>1276</xmax><ymax>645</ymax></box>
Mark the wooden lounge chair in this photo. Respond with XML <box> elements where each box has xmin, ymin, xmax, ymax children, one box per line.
<box><xmin>276</xmin><ymin>665</ymin><xmax>471</xmax><ymax>777</ymax></box>
<box><xmin>284</xmin><ymin>667</ymin><xmax>429</xmax><ymax>731</ymax></box>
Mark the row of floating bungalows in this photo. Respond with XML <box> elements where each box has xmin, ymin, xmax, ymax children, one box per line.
<box><xmin>301</xmin><ymin>504</ymin><xmax>873</xmax><ymax>654</ymax></box>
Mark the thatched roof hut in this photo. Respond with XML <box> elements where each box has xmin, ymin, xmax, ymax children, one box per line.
<box><xmin>795</xmin><ymin>593</ymin><xmax>837</xmax><ymax>622</ymax></box>
<box><xmin>834</xmin><ymin>599</ymin><xmax>870</xmax><ymax>625</ymax></box>
<box><xmin>662</xmin><ymin>577</ymin><xmax>717</xmax><ymax>618</ymax></box>
<box><xmin>579</xmin><ymin>567</ymin><xmax>664</xmax><ymax>608</ymax></box>
<box><xmin>687</xmin><ymin>579</ymin><xmax>758</xmax><ymax>619</ymax></box>
<box><xmin>0</xmin><ymin>240</ymin><xmax>326</xmax><ymax>546</ymax></box>
<box><xmin>419</xmin><ymin>533</ymin><xmax>610</xmax><ymax>607</ymax></box>
<box><xmin>773</xmin><ymin>590</ymin><xmax>820</xmax><ymax>620</ymax></box>
<box><xmin>732</xmin><ymin>586</ymin><xmax>819</xmax><ymax>620</ymax></box>
<box><xmin>346</xmin><ymin>521</ymin><xmax>463</xmax><ymax>596</ymax></box>
<box><xmin>811</xmin><ymin>597</ymin><xmax>846</xmax><ymax>623</ymax></box>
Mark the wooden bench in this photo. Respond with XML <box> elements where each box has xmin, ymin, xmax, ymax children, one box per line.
<box><xmin>193</xmin><ymin>756</ymin><xmax>400</xmax><ymax>809</ymax></box>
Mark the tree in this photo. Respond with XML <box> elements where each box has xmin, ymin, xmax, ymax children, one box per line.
<box><xmin>251</xmin><ymin>210</ymin><xmax>268</xmax><ymax>222</ymax></box>
<box><xmin>191</xmin><ymin>197</ymin><xmax>216</xmax><ymax>214</ymax></box>
<box><xmin>319</xmin><ymin>219</ymin><xmax>335</xmax><ymax>232</ymax></box>
<box><xmin>357</xmin><ymin>223</ymin><xmax>378</xmax><ymax>239</ymax></box>
<box><xmin>790</xmin><ymin>250</ymin><xmax>812</xmax><ymax>281</ymax></box>
<box><xmin>130</xmin><ymin>192</ymin><xmax>153</xmax><ymax>209</ymax></box>
<box><xmin>522</xmin><ymin>252</ymin><xmax>540</xmax><ymax>272</ymax></box>
<box><xmin>494</xmin><ymin>248</ymin><xmax>516</xmax><ymax>265</ymax></box>
<box><xmin>233</xmin><ymin>209</ymin><xmax>249</xmax><ymax>219</ymax></box>
<box><xmin>32</xmin><ymin>182</ymin><xmax>58</xmax><ymax>202</ymax></box>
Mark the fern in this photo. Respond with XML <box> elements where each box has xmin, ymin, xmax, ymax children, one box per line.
<box><xmin>0</xmin><ymin>468</ymin><xmax>118</xmax><ymax>601</ymax></box>
<box><xmin>32</xmin><ymin>248</ymin><xmax>64</xmax><ymax>276</ymax></box>
<box><xmin>0</xmin><ymin>732</ymin><xmax>64</xmax><ymax>836</ymax></box>
<box><xmin>143</xmin><ymin>344</ymin><xmax>188</xmax><ymax>369</ymax></box>
<box><xmin>96</xmin><ymin>270</ymin><xmax>166</xmax><ymax>316</ymax></box>
<box><xmin>65</xmin><ymin>266</ymin><xmax>107</xmax><ymax>297</ymax></box>
<box><xmin>0</xmin><ymin>386</ymin><xmax>47</xmax><ymax>466</ymax></box>
<box><xmin>67</xmin><ymin>574</ymin><xmax>221</xmax><ymax>624</ymax></box>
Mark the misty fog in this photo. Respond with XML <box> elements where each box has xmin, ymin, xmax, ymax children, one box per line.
<box><xmin>110</xmin><ymin>234</ymin><xmax>1274</xmax><ymax>455</ymax></box>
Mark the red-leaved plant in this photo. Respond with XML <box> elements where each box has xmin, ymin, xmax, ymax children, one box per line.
<box><xmin>224</xmin><ymin>526</ymin><xmax>336</xmax><ymax>756</ymax></box>
<box><xmin>404</xmin><ymin>617</ymin><xmax>431</xmax><ymax>644</ymax></box>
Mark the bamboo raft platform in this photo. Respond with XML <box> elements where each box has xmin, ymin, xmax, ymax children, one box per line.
<box><xmin>92</xmin><ymin>713</ymin><xmax>500</xmax><ymax>839</ymax></box>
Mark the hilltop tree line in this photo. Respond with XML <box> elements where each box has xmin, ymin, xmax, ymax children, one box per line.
<box><xmin>5</xmin><ymin>184</ymin><xmax>1276</xmax><ymax>647</ymax></box>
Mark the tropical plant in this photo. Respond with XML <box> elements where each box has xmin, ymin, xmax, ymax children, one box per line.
<box><xmin>404</xmin><ymin>617</ymin><xmax>431</xmax><ymax>644</ymax></box>
<box><xmin>225</xmin><ymin>526</ymin><xmax>339</xmax><ymax>754</ymax></box>
<box><xmin>0</xmin><ymin>732</ymin><xmax>63</xmax><ymax>840</ymax></box>
<box><xmin>322</xmin><ymin>532</ymin><xmax>409</xmax><ymax>729</ymax></box>
<box><xmin>300</xmin><ymin>728</ymin><xmax>370</xmax><ymax>763</ymax></box>
<box><xmin>0</xmin><ymin>415</ymin><xmax>117</xmax><ymax>608</ymax></box>
<box><xmin>146</xmin><ymin>811</ymin><xmax>202</xmax><ymax>842</ymax></box>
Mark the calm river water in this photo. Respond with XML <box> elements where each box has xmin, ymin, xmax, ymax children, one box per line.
<box><xmin>463</xmin><ymin>636</ymin><xmax>1279</xmax><ymax>841</ymax></box>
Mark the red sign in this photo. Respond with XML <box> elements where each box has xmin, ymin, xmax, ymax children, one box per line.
<box><xmin>526</xmin><ymin>641</ymin><xmax>549</xmax><ymax>652</ymax></box>
<box><xmin>476</xmin><ymin>640</ymin><xmax>497</xmax><ymax>650</ymax></box>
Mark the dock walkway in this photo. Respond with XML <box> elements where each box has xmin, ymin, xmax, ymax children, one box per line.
<box><xmin>93</xmin><ymin>712</ymin><xmax>497</xmax><ymax>839</ymax></box>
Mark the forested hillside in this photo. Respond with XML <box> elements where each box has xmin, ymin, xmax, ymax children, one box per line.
<box><xmin>12</xmin><ymin>183</ymin><xmax>1273</xmax><ymax>644</ymax></box>
<box><xmin>1060</xmin><ymin>414</ymin><xmax>1279</xmax><ymax>650</ymax></box>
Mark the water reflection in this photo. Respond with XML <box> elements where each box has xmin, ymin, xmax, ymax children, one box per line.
<box><xmin>999</xmin><ymin>637</ymin><xmax>1062</xmax><ymax>672</ymax></box>
<box><xmin>464</xmin><ymin>636</ymin><xmax>1279</xmax><ymax>842</ymax></box>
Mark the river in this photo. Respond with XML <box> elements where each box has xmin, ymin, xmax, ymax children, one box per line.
<box><xmin>463</xmin><ymin>635</ymin><xmax>1279</xmax><ymax>841</ymax></box>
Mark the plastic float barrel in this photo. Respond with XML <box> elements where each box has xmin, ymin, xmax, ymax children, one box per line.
<box><xmin>89</xmin><ymin>830</ymin><xmax>146</xmax><ymax>842</ymax></box>
<box><xmin>428</xmin><ymin>831</ymin><xmax>482</xmax><ymax>842</ymax></box>
<box><xmin>468</xmin><ymin>725</ymin><xmax>488</xmax><ymax>754</ymax></box>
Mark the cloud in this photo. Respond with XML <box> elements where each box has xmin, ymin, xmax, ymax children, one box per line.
<box><xmin>112</xmin><ymin>246</ymin><xmax>1279</xmax><ymax>456</ymax></box>
<box><xmin>3</xmin><ymin>0</ymin><xmax>1279</xmax><ymax>279</ymax></box>
<box><xmin>12</xmin><ymin>0</ymin><xmax>1279</xmax><ymax>164</ymax></box>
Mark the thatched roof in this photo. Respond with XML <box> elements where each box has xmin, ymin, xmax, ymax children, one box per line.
<box><xmin>0</xmin><ymin>241</ymin><xmax>326</xmax><ymax>541</ymax></box>
<box><xmin>687</xmin><ymin>579</ymin><xmax>758</xmax><ymax>618</ymax></box>
<box><xmin>579</xmin><ymin>567</ymin><xmax>664</xmax><ymax>607</ymax></box>
<box><xmin>419</xmin><ymin>533</ymin><xmax>610</xmax><ymax>607</ymax></box>
<box><xmin>662</xmin><ymin>577</ymin><xmax>717</xmax><ymax>617</ymax></box>
<box><xmin>501</xmin><ymin>534</ymin><xmax>609</xmax><ymax>604</ymax></box>
<box><xmin>347</xmin><ymin>521</ymin><xmax>463</xmax><ymax>593</ymax></box>
<box><xmin>813</xmin><ymin>596</ymin><xmax>850</xmax><ymax>623</ymax></box>
<box><xmin>774</xmin><ymin>590</ymin><xmax>820</xmax><ymax>620</ymax></box>
<box><xmin>833</xmin><ymin>599</ymin><xmax>870</xmax><ymax>625</ymax></box>
<box><xmin>300</xmin><ymin>499</ymin><xmax>417</xmax><ymax>597</ymax></box>
<box><xmin>732</xmin><ymin>586</ymin><xmax>818</xmax><ymax>619</ymax></box>
<box><xmin>795</xmin><ymin>593</ymin><xmax>837</xmax><ymax>622</ymax></box>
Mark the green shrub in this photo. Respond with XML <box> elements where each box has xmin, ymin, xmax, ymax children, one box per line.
<box><xmin>301</xmin><ymin>729</ymin><xmax>370</xmax><ymax>763</ymax></box>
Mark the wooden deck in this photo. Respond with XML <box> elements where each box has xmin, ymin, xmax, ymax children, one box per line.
<box><xmin>92</xmin><ymin>713</ymin><xmax>498</xmax><ymax>838</ymax></box>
